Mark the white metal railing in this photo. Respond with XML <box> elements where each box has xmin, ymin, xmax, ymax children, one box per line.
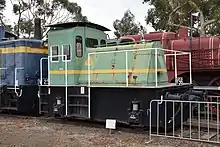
<box><xmin>148</xmin><ymin>99</ymin><xmax>220</xmax><ymax>145</ymax></box>
<box><xmin>88</xmin><ymin>48</ymin><xmax>192</xmax><ymax>88</ymax></box>
<box><xmin>40</xmin><ymin>57</ymin><xmax>48</xmax><ymax>86</ymax></box>
<box><xmin>0</xmin><ymin>67</ymin><xmax>24</xmax><ymax>97</ymax></box>
<box><xmin>39</xmin><ymin>55</ymin><xmax>68</xmax><ymax>116</ymax></box>
<box><xmin>50</xmin><ymin>55</ymin><xmax>67</xmax><ymax>116</ymax></box>
<box><xmin>38</xmin><ymin>57</ymin><xmax>49</xmax><ymax>115</ymax></box>
<box><xmin>40</xmin><ymin>55</ymin><xmax>68</xmax><ymax>87</ymax></box>
<box><xmin>164</xmin><ymin>51</ymin><xmax>192</xmax><ymax>84</ymax></box>
<box><xmin>88</xmin><ymin>55</ymin><xmax>91</xmax><ymax>118</ymax></box>
<box><xmin>194</xmin><ymin>86</ymin><xmax>220</xmax><ymax>91</ymax></box>
<box><xmin>14</xmin><ymin>67</ymin><xmax>24</xmax><ymax>97</ymax></box>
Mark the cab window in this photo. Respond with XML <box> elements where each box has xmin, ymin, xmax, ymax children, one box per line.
<box><xmin>119</xmin><ymin>39</ymin><xmax>135</xmax><ymax>45</ymax></box>
<box><xmin>85</xmin><ymin>38</ymin><xmax>98</xmax><ymax>48</ymax></box>
<box><xmin>62</xmin><ymin>44</ymin><xmax>71</xmax><ymax>61</ymax></box>
<box><xmin>76</xmin><ymin>36</ymin><xmax>83</xmax><ymax>57</ymax></box>
<box><xmin>100</xmin><ymin>39</ymin><xmax>106</xmax><ymax>46</ymax></box>
<box><xmin>51</xmin><ymin>46</ymin><xmax>59</xmax><ymax>61</ymax></box>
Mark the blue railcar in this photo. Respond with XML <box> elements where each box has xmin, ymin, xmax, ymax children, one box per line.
<box><xmin>0</xmin><ymin>39</ymin><xmax>47</xmax><ymax>85</ymax></box>
<box><xmin>0</xmin><ymin>27</ymin><xmax>47</xmax><ymax>114</ymax></box>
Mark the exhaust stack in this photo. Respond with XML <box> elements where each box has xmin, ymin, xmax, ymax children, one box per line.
<box><xmin>34</xmin><ymin>18</ymin><xmax>42</xmax><ymax>40</ymax></box>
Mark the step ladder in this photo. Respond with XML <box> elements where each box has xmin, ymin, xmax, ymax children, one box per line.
<box><xmin>39</xmin><ymin>86</ymin><xmax>49</xmax><ymax>115</ymax></box>
<box><xmin>1</xmin><ymin>87</ymin><xmax>20</xmax><ymax>111</ymax></box>
<box><xmin>67</xmin><ymin>86</ymin><xmax>90</xmax><ymax>119</ymax></box>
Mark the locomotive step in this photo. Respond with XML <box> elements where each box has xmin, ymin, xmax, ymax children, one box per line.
<box><xmin>7</xmin><ymin>87</ymin><xmax>20</xmax><ymax>90</ymax></box>
<box><xmin>40</xmin><ymin>93</ymin><xmax>49</xmax><ymax>96</ymax></box>
<box><xmin>1</xmin><ymin>107</ymin><xmax>17</xmax><ymax>111</ymax></box>
<box><xmin>68</xmin><ymin>94</ymin><xmax>88</xmax><ymax>98</ymax></box>
<box><xmin>65</xmin><ymin>114</ymin><xmax>89</xmax><ymax>119</ymax></box>
<box><xmin>6</xmin><ymin>91</ymin><xmax>17</xmax><ymax>94</ymax></box>
<box><xmin>8</xmin><ymin>99</ymin><xmax>17</xmax><ymax>102</ymax></box>
<box><xmin>40</xmin><ymin>110</ymin><xmax>49</xmax><ymax>113</ymax></box>
<box><xmin>68</xmin><ymin>104</ymin><xmax>88</xmax><ymax>107</ymax></box>
<box><xmin>40</xmin><ymin>102</ymin><xmax>48</xmax><ymax>105</ymax></box>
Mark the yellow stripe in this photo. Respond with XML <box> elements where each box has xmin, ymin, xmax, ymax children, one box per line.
<box><xmin>0</xmin><ymin>46</ymin><xmax>48</xmax><ymax>54</ymax></box>
<box><xmin>50</xmin><ymin>69</ymin><xmax>167</xmax><ymax>74</ymax></box>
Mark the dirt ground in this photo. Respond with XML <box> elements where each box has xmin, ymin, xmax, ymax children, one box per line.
<box><xmin>0</xmin><ymin>116</ymin><xmax>217</xmax><ymax>147</ymax></box>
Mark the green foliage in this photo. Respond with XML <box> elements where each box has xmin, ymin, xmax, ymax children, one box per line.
<box><xmin>14</xmin><ymin>19</ymin><xmax>34</xmax><ymax>38</ymax></box>
<box><xmin>0</xmin><ymin>0</ymin><xmax>5</xmax><ymax>10</ymax></box>
<box><xmin>144</xmin><ymin>0</ymin><xmax>189</xmax><ymax>31</ymax></box>
<box><xmin>113</xmin><ymin>10</ymin><xmax>142</xmax><ymax>38</ymax></box>
<box><xmin>10</xmin><ymin>0</ymin><xmax>88</xmax><ymax>38</ymax></box>
<box><xmin>4</xmin><ymin>25</ymin><xmax>13</xmax><ymax>32</ymax></box>
<box><xmin>0</xmin><ymin>0</ymin><xmax>6</xmax><ymax>27</ymax></box>
<box><xmin>143</xmin><ymin>0</ymin><xmax>220</xmax><ymax>36</ymax></box>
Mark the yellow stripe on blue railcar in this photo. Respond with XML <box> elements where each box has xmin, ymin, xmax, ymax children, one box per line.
<box><xmin>0</xmin><ymin>46</ymin><xmax>48</xmax><ymax>54</ymax></box>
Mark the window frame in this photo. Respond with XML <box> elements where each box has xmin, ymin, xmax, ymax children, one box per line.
<box><xmin>85</xmin><ymin>37</ymin><xmax>99</xmax><ymax>48</ymax></box>
<box><xmin>50</xmin><ymin>45</ymin><xmax>59</xmax><ymax>62</ymax></box>
<box><xmin>61</xmin><ymin>44</ymin><xmax>72</xmax><ymax>62</ymax></box>
<box><xmin>75</xmin><ymin>35</ymin><xmax>83</xmax><ymax>58</ymax></box>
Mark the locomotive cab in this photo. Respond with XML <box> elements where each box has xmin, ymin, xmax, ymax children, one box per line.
<box><xmin>44</xmin><ymin>22</ymin><xmax>110</xmax><ymax>86</ymax></box>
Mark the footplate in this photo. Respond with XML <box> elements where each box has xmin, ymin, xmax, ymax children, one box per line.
<box><xmin>39</xmin><ymin>86</ymin><xmax>49</xmax><ymax>115</ymax></box>
<box><xmin>0</xmin><ymin>87</ymin><xmax>20</xmax><ymax>111</ymax></box>
<box><xmin>67</xmin><ymin>86</ymin><xmax>89</xmax><ymax>119</ymax></box>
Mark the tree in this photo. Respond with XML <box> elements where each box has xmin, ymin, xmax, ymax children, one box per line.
<box><xmin>0</xmin><ymin>0</ymin><xmax>5</xmax><ymax>14</ymax></box>
<box><xmin>10</xmin><ymin>0</ymin><xmax>88</xmax><ymax>38</ymax></box>
<box><xmin>13</xmin><ymin>18</ymin><xmax>34</xmax><ymax>38</ymax></box>
<box><xmin>2</xmin><ymin>18</ymin><xmax>13</xmax><ymax>32</ymax></box>
<box><xmin>0</xmin><ymin>0</ymin><xmax>6</xmax><ymax>25</ymax></box>
<box><xmin>113</xmin><ymin>10</ymin><xmax>143</xmax><ymax>38</ymax></box>
<box><xmin>143</xmin><ymin>0</ymin><xmax>220</xmax><ymax>36</ymax></box>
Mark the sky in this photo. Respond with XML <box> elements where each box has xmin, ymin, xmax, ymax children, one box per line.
<box><xmin>3</xmin><ymin>0</ymin><xmax>155</xmax><ymax>38</ymax></box>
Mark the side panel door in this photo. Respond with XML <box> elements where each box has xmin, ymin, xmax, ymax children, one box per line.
<box><xmin>4</xmin><ymin>42</ymin><xmax>16</xmax><ymax>86</ymax></box>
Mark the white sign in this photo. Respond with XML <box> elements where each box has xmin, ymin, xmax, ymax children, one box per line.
<box><xmin>57</xmin><ymin>99</ymin><xmax>61</xmax><ymax>105</ymax></box>
<box><xmin>80</xmin><ymin>87</ymin><xmax>85</xmax><ymax>94</ymax></box>
<box><xmin>105</xmin><ymin>119</ymin><xmax>116</xmax><ymax>129</ymax></box>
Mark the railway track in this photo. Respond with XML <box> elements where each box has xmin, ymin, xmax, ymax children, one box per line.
<box><xmin>0</xmin><ymin>113</ymin><xmax>148</xmax><ymax>135</ymax></box>
<box><xmin>0</xmin><ymin>112</ymin><xmax>219</xmax><ymax>145</ymax></box>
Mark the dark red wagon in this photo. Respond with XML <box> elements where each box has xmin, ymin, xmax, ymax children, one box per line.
<box><xmin>120</xmin><ymin>28</ymin><xmax>220</xmax><ymax>115</ymax></box>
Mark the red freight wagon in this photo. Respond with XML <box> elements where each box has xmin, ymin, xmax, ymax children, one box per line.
<box><xmin>119</xmin><ymin>32</ymin><xmax>176</xmax><ymax>49</ymax></box>
<box><xmin>120</xmin><ymin>28</ymin><xmax>220</xmax><ymax>114</ymax></box>
<box><xmin>120</xmin><ymin>28</ymin><xmax>220</xmax><ymax>85</ymax></box>
<box><xmin>170</xmin><ymin>37</ymin><xmax>220</xmax><ymax>69</ymax></box>
<box><xmin>119</xmin><ymin>32</ymin><xmax>180</xmax><ymax>82</ymax></box>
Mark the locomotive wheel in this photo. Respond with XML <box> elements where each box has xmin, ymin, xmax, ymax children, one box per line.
<box><xmin>206</xmin><ymin>77</ymin><xmax>220</xmax><ymax>116</ymax></box>
<box><xmin>158</xmin><ymin>100</ymin><xmax>190</xmax><ymax>132</ymax></box>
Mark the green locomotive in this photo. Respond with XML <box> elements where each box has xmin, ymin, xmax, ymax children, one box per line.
<box><xmin>38</xmin><ymin>22</ymin><xmax>204</xmax><ymax>130</ymax></box>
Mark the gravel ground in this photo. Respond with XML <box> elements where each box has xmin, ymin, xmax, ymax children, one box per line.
<box><xmin>0</xmin><ymin>116</ymin><xmax>218</xmax><ymax>147</ymax></box>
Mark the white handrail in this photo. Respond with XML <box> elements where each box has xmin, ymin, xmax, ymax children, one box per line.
<box><xmin>40</xmin><ymin>57</ymin><xmax>48</xmax><ymax>85</ymax></box>
<box><xmin>47</xmin><ymin>54</ymin><xmax>68</xmax><ymax>116</ymax></box>
<box><xmin>89</xmin><ymin>47</ymin><xmax>191</xmax><ymax>55</ymax></box>
<box><xmin>155</xmin><ymin>48</ymin><xmax>158</xmax><ymax>87</ymax></box>
<box><xmin>14</xmin><ymin>67</ymin><xmax>24</xmax><ymax>97</ymax></box>
<box><xmin>174</xmin><ymin>52</ymin><xmax>177</xmax><ymax>82</ymax></box>
<box><xmin>88</xmin><ymin>54</ymin><xmax>91</xmax><ymax>118</ymax></box>
<box><xmin>189</xmin><ymin>53</ymin><xmax>192</xmax><ymax>84</ymax></box>
<box><xmin>125</xmin><ymin>51</ymin><xmax>128</xmax><ymax>86</ymax></box>
<box><xmin>88</xmin><ymin>47</ymin><xmax>192</xmax><ymax>87</ymax></box>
